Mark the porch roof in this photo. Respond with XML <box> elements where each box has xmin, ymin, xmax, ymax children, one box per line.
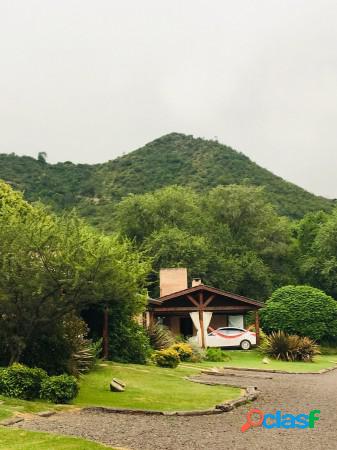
<box><xmin>148</xmin><ymin>284</ymin><xmax>264</xmax><ymax>310</ymax></box>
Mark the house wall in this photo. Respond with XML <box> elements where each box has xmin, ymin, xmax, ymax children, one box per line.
<box><xmin>170</xmin><ymin>316</ymin><xmax>180</xmax><ymax>335</ymax></box>
<box><xmin>209</xmin><ymin>314</ymin><xmax>228</xmax><ymax>330</ymax></box>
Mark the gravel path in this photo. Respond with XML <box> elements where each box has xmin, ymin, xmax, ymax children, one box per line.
<box><xmin>13</xmin><ymin>368</ymin><xmax>337</xmax><ymax>449</ymax></box>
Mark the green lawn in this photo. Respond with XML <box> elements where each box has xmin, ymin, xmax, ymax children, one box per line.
<box><xmin>74</xmin><ymin>362</ymin><xmax>241</xmax><ymax>411</ymax></box>
<box><xmin>0</xmin><ymin>397</ymin><xmax>113</xmax><ymax>449</ymax></box>
<box><xmin>0</xmin><ymin>428</ymin><xmax>111</xmax><ymax>449</ymax></box>
<box><xmin>0</xmin><ymin>395</ymin><xmax>68</xmax><ymax>422</ymax></box>
<box><xmin>192</xmin><ymin>349</ymin><xmax>337</xmax><ymax>373</ymax></box>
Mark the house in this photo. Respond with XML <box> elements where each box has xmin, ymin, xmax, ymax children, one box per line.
<box><xmin>146</xmin><ymin>268</ymin><xmax>263</xmax><ymax>348</ymax></box>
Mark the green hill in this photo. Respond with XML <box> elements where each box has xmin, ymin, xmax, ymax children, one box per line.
<box><xmin>0</xmin><ymin>133</ymin><xmax>333</xmax><ymax>226</ymax></box>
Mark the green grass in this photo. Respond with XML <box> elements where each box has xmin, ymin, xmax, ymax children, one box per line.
<box><xmin>191</xmin><ymin>349</ymin><xmax>337</xmax><ymax>372</ymax></box>
<box><xmin>74</xmin><ymin>362</ymin><xmax>241</xmax><ymax>411</ymax></box>
<box><xmin>0</xmin><ymin>395</ymin><xmax>68</xmax><ymax>422</ymax></box>
<box><xmin>0</xmin><ymin>428</ymin><xmax>111</xmax><ymax>449</ymax></box>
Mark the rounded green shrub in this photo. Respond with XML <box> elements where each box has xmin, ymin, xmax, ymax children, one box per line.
<box><xmin>40</xmin><ymin>374</ymin><xmax>79</xmax><ymax>404</ymax></box>
<box><xmin>152</xmin><ymin>348</ymin><xmax>180</xmax><ymax>368</ymax></box>
<box><xmin>260</xmin><ymin>285</ymin><xmax>337</xmax><ymax>341</ymax></box>
<box><xmin>0</xmin><ymin>364</ymin><xmax>47</xmax><ymax>400</ymax></box>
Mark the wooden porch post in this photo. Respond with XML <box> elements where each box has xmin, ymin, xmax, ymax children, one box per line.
<box><xmin>103</xmin><ymin>306</ymin><xmax>109</xmax><ymax>360</ymax></box>
<box><xmin>255</xmin><ymin>310</ymin><xmax>260</xmax><ymax>346</ymax></box>
<box><xmin>199</xmin><ymin>291</ymin><xmax>206</xmax><ymax>348</ymax></box>
<box><xmin>199</xmin><ymin>310</ymin><xmax>205</xmax><ymax>348</ymax></box>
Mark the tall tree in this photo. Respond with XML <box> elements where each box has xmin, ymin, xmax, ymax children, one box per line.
<box><xmin>0</xmin><ymin>183</ymin><xmax>150</xmax><ymax>364</ymax></box>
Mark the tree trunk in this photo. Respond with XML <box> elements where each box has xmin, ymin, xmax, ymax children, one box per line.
<box><xmin>102</xmin><ymin>306</ymin><xmax>109</xmax><ymax>360</ymax></box>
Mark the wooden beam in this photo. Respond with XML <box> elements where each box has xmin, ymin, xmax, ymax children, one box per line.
<box><xmin>203</xmin><ymin>294</ymin><xmax>215</xmax><ymax>308</ymax></box>
<box><xmin>255</xmin><ymin>310</ymin><xmax>260</xmax><ymax>346</ymax></box>
<box><xmin>186</xmin><ymin>294</ymin><xmax>200</xmax><ymax>307</ymax></box>
<box><xmin>204</xmin><ymin>306</ymin><xmax>251</xmax><ymax>311</ymax></box>
<box><xmin>199</xmin><ymin>309</ymin><xmax>205</xmax><ymax>348</ymax></box>
<box><xmin>199</xmin><ymin>290</ymin><xmax>204</xmax><ymax>307</ymax></box>
<box><xmin>199</xmin><ymin>291</ymin><xmax>206</xmax><ymax>348</ymax></box>
<box><xmin>151</xmin><ymin>306</ymin><xmax>251</xmax><ymax>313</ymax></box>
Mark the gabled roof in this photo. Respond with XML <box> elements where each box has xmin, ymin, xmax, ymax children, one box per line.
<box><xmin>149</xmin><ymin>284</ymin><xmax>264</xmax><ymax>308</ymax></box>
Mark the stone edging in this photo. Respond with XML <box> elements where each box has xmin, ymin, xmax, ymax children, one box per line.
<box><xmin>202</xmin><ymin>364</ymin><xmax>337</xmax><ymax>375</ymax></box>
<box><xmin>0</xmin><ymin>417</ymin><xmax>24</xmax><ymax>426</ymax></box>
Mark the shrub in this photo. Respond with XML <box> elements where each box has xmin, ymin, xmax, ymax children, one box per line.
<box><xmin>260</xmin><ymin>331</ymin><xmax>294</xmax><ymax>361</ymax></box>
<box><xmin>40</xmin><ymin>374</ymin><xmax>79</xmax><ymax>404</ymax></box>
<box><xmin>187</xmin><ymin>339</ymin><xmax>206</xmax><ymax>362</ymax></box>
<box><xmin>109</xmin><ymin>319</ymin><xmax>151</xmax><ymax>364</ymax></box>
<box><xmin>21</xmin><ymin>314</ymin><xmax>94</xmax><ymax>375</ymax></box>
<box><xmin>260</xmin><ymin>285</ymin><xmax>337</xmax><ymax>341</ymax></box>
<box><xmin>147</xmin><ymin>322</ymin><xmax>174</xmax><ymax>350</ymax></box>
<box><xmin>0</xmin><ymin>368</ymin><xmax>5</xmax><ymax>393</ymax></box>
<box><xmin>0</xmin><ymin>364</ymin><xmax>47</xmax><ymax>400</ymax></box>
<box><xmin>205</xmin><ymin>348</ymin><xmax>231</xmax><ymax>362</ymax></box>
<box><xmin>260</xmin><ymin>331</ymin><xmax>320</xmax><ymax>362</ymax></box>
<box><xmin>292</xmin><ymin>335</ymin><xmax>321</xmax><ymax>362</ymax></box>
<box><xmin>152</xmin><ymin>348</ymin><xmax>180</xmax><ymax>368</ymax></box>
<box><xmin>69</xmin><ymin>338</ymin><xmax>102</xmax><ymax>377</ymax></box>
<box><xmin>170</xmin><ymin>343</ymin><xmax>193</xmax><ymax>361</ymax></box>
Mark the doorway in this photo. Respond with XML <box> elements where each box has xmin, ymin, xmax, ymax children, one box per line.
<box><xmin>180</xmin><ymin>317</ymin><xmax>193</xmax><ymax>337</ymax></box>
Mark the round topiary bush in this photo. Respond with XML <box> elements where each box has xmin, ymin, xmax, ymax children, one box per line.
<box><xmin>40</xmin><ymin>374</ymin><xmax>79</xmax><ymax>404</ymax></box>
<box><xmin>260</xmin><ymin>285</ymin><xmax>337</xmax><ymax>341</ymax></box>
<box><xmin>0</xmin><ymin>364</ymin><xmax>47</xmax><ymax>400</ymax></box>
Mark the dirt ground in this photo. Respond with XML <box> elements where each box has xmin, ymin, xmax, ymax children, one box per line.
<box><xmin>13</xmin><ymin>368</ymin><xmax>337</xmax><ymax>449</ymax></box>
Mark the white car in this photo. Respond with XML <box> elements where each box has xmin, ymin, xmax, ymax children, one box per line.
<box><xmin>206</xmin><ymin>327</ymin><xmax>256</xmax><ymax>350</ymax></box>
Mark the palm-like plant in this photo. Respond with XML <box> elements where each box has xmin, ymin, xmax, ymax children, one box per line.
<box><xmin>147</xmin><ymin>322</ymin><xmax>175</xmax><ymax>350</ymax></box>
<box><xmin>260</xmin><ymin>331</ymin><xmax>320</xmax><ymax>362</ymax></box>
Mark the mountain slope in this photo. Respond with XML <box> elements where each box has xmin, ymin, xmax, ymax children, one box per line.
<box><xmin>0</xmin><ymin>133</ymin><xmax>333</xmax><ymax>224</ymax></box>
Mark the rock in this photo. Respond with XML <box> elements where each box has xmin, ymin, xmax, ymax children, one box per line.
<box><xmin>110</xmin><ymin>380</ymin><xmax>125</xmax><ymax>392</ymax></box>
<box><xmin>36</xmin><ymin>411</ymin><xmax>56</xmax><ymax>418</ymax></box>
<box><xmin>112</xmin><ymin>378</ymin><xmax>126</xmax><ymax>388</ymax></box>
<box><xmin>262</xmin><ymin>357</ymin><xmax>270</xmax><ymax>364</ymax></box>
<box><xmin>246</xmin><ymin>386</ymin><xmax>258</xmax><ymax>395</ymax></box>
<box><xmin>0</xmin><ymin>417</ymin><xmax>24</xmax><ymax>426</ymax></box>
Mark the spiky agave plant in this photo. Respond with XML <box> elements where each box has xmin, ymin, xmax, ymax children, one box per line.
<box><xmin>292</xmin><ymin>336</ymin><xmax>320</xmax><ymax>362</ymax></box>
<box><xmin>147</xmin><ymin>322</ymin><xmax>175</xmax><ymax>350</ymax></box>
<box><xmin>260</xmin><ymin>331</ymin><xmax>320</xmax><ymax>362</ymax></box>
<box><xmin>260</xmin><ymin>331</ymin><xmax>297</xmax><ymax>361</ymax></box>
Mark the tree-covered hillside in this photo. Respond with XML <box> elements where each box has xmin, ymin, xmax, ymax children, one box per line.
<box><xmin>0</xmin><ymin>133</ymin><xmax>333</xmax><ymax>227</ymax></box>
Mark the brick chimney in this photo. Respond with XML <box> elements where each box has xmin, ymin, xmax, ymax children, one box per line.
<box><xmin>159</xmin><ymin>268</ymin><xmax>188</xmax><ymax>297</ymax></box>
<box><xmin>192</xmin><ymin>278</ymin><xmax>202</xmax><ymax>287</ymax></box>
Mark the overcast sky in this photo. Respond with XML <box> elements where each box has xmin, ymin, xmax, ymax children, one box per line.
<box><xmin>1</xmin><ymin>1</ymin><xmax>337</xmax><ymax>198</ymax></box>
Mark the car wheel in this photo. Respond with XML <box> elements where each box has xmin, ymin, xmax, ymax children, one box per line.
<box><xmin>240</xmin><ymin>340</ymin><xmax>251</xmax><ymax>350</ymax></box>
